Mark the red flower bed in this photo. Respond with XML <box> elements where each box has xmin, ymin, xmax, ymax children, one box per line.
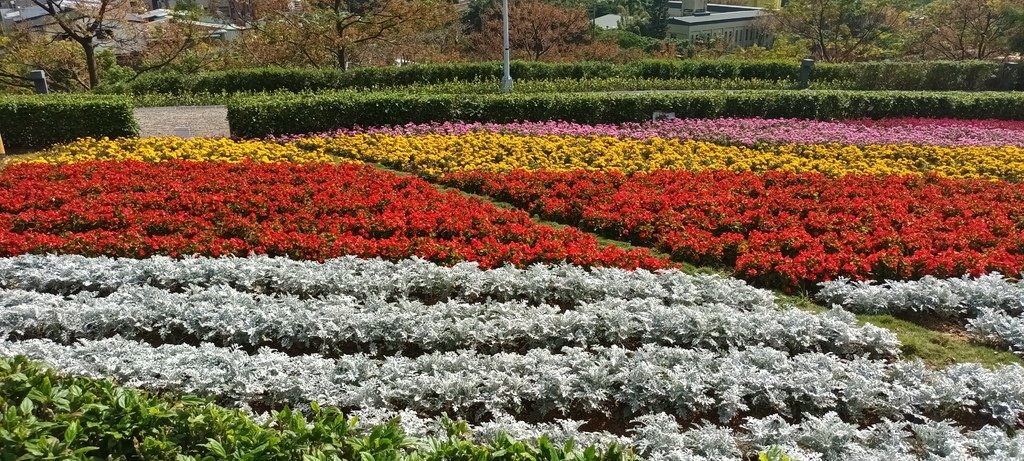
<box><xmin>444</xmin><ymin>170</ymin><xmax>1024</xmax><ymax>288</ymax></box>
<box><xmin>0</xmin><ymin>161</ymin><xmax>666</xmax><ymax>269</ymax></box>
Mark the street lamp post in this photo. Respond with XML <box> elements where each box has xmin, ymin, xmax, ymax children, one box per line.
<box><xmin>501</xmin><ymin>0</ymin><xmax>513</xmax><ymax>93</ymax></box>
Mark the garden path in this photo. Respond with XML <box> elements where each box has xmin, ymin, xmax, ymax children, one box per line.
<box><xmin>134</xmin><ymin>105</ymin><xmax>230</xmax><ymax>138</ymax></box>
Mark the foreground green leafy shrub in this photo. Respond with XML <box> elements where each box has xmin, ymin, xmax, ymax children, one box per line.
<box><xmin>0</xmin><ymin>355</ymin><xmax>632</xmax><ymax>460</ymax></box>
<box><xmin>227</xmin><ymin>90</ymin><xmax>1024</xmax><ymax>137</ymax></box>
<box><xmin>0</xmin><ymin>95</ymin><xmax>138</xmax><ymax>149</ymax></box>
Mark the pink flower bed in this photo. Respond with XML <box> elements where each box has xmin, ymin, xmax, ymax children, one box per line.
<box><xmin>281</xmin><ymin>118</ymin><xmax>1024</xmax><ymax>147</ymax></box>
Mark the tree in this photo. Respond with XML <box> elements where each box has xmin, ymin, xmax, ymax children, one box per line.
<box><xmin>769</xmin><ymin>0</ymin><xmax>906</xmax><ymax>62</ymax></box>
<box><xmin>471</xmin><ymin>0</ymin><xmax>591</xmax><ymax>61</ymax></box>
<box><xmin>0</xmin><ymin>32</ymin><xmax>91</xmax><ymax>91</ymax></box>
<box><xmin>27</xmin><ymin>0</ymin><xmax>140</xmax><ymax>88</ymax></box>
<box><xmin>250</xmin><ymin>0</ymin><xmax>446</xmax><ymax>68</ymax></box>
<box><xmin>641</xmin><ymin>0</ymin><xmax>667</xmax><ymax>38</ymax></box>
<box><xmin>1011</xmin><ymin>5</ymin><xmax>1024</xmax><ymax>53</ymax></box>
<box><xmin>15</xmin><ymin>0</ymin><xmax>204</xmax><ymax>89</ymax></box>
<box><xmin>908</xmin><ymin>0</ymin><xmax>1024</xmax><ymax>60</ymax></box>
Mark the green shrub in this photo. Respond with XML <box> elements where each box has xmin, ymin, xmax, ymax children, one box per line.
<box><xmin>227</xmin><ymin>90</ymin><xmax>1024</xmax><ymax>137</ymax></box>
<box><xmin>119</xmin><ymin>60</ymin><xmax>1024</xmax><ymax>96</ymax></box>
<box><xmin>0</xmin><ymin>95</ymin><xmax>138</xmax><ymax>149</ymax></box>
<box><xmin>627</xmin><ymin>59</ymin><xmax>800</xmax><ymax>81</ymax></box>
<box><xmin>0</xmin><ymin>355</ymin><xmax>633</xmax><ymax>460</ymax></box>
<box><xmin>815</xmin><ymin>61</ymin><xmax>1015</xmax><ymax>91</ymax></box>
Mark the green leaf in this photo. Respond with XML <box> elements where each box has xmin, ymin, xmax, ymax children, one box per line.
<box><xmin>64</xmin><ymin>421</ymin><xmax>80</xmax><ymax>444</ymax></box>
<box><xmin>204</xmin><ymin>439</ymin><xmax>228</xmax><ymax>458</ymax></box>
<box><xmin>18</xmin><ymin>397</ymin><xmax>33</xmax><ymax>416</ymax></box>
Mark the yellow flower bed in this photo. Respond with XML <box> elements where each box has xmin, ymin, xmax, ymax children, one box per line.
<box><xmin>296</xmin><ymin>133</ymin><xmax>1024</xmax><ymax>181</ymax></box>
<box><xmin>32</xmin><ymin>137</ymin><xmax>336</xmax><ymax>164</ymax></box>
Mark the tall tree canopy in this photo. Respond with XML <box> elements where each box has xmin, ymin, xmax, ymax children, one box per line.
<box><xmin>770</xmin><ymin>0</ymin><xmax>906</xmax><ymax>62</ymax></box>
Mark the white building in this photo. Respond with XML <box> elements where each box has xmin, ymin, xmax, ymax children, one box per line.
<box><xmin>592</xmin><ymin>13</ymin><xmax>620</xmax><ymax>30</ymax></box>
<box><xmin>666</xmin><ymin>0</ymin><xmax>768</xmax><ymax>48</ymax></box>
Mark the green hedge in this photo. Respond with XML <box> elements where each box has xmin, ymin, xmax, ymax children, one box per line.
<box><xmin>0</xmin><ymin>95</ymin><xmax>138</xmax><ymax>149</ymax></box>
<box><xmin>227</xmin><ymin>90</ymin><xmax>1024</xmax><ymax>137</ymax></box>
<box><xmin>0</xmin><ymin>356</ymin><xmax>631</xmax><ymax>460</ymax></box>
<box><xmin>114</xmin><ymin>60</ymin><xmax>1024</xmax><ymax>95</ymax></box>
<box><xmin>814</xmin><ymin>61</ymin><xmax>1023</xmax><ymax>91</ymax></box>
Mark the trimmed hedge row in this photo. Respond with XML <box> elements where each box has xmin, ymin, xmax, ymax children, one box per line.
<box><xmin>117</xmin><ymin>60</ymin><xmax>1024</xmax><ymax>95</ymax></box>
<box><xmin>0</xmin><ymin>95</ymin><xmax>138</xmax><ymax>149</ymax></box>
<box><xmin>814</xmin><ymin>61</ymin><xmax>1022</xmax><ymax>91</ymax></box>
<box><xmin>227</xmin><ymin>90</ymin><xmax>1024</xmax><ymax>137</ymax></box>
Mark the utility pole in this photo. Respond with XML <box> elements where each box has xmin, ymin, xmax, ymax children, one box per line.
<box><xmin>501</xmin><ymin>0</ymin><xmax>513</xmax><ymax>93</ymax></box>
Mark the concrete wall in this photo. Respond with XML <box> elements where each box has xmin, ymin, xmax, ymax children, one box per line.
<box><xmin>667</xmin><ymin>20</ymin><xmax>764</xmax><ymax>48</ymax></box>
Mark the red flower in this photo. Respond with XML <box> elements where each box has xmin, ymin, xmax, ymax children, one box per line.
<box><xmin>443</xmin><ymin>170</ymin><xmax>1024</xmax><ymax>289</ymax></box>
<box><xmin>0</xmin><ymin>161</ymin><xmax>667</xmax><ymax>270</ymax></box>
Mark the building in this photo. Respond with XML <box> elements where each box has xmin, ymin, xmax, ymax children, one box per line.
<box><xmin>720</xmin><ymin>0</ymin><xmax>786</xmax><ymax>8</ymax></box>
<box><xmin>130</xmin><ymin>8</ymin><xmax>248</xmax><ymax>42</ymax></box>
<box><xmin>666</xmin><ymin>0</ymin><xmax>768</xmax><ymax>48</ymax></box>
<box><xmin>592</xmin><ymin>13</ymin><xmax>621</xmax><ymax>30</ymax></box>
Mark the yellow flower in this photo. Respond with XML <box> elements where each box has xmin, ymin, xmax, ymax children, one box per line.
<box><xmin>29</xmin><ymin>137</ymin><xmax>338</xmax><ymax>164</ymax></box>
<box><xmin>295</xmin><ymin>133</ymin><xmax>1024</xmax><ymax>181</ymax></box>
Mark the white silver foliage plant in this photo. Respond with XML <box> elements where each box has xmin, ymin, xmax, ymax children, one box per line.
<box><xmin>0</xmin><ymin>286</ymin><xmax>897</xmax><ymax>358</ymax></box>
<box><xmin>2</xmin><ymin>255</ymin><xmax>1024</xmax><ymax>460</ymax></box>
<box><xmin>818</xmin><ymin>274</ymin><xmax>1024</xmax><ymax>354</ymax></box>
<box><xmin>0</xmin><ymin>254</ymin><xmax>773</xmax><ymax>307</ymax></box>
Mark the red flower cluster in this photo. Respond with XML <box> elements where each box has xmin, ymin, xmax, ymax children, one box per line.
<box><xmin>444</xmin><ymin>170</ymin><xmax>1024</xmax><ymax>288</ymax></box>
<box><xmin>0</xmin><ymin>161</ymin><xmax>666</xmax><ymax>269</ymax></box>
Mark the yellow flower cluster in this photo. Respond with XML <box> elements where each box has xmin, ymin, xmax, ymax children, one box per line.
<box><xmin>32</xmin><ymin>137</ymin><xmax>336</xmax><ymax>164</ymax></box>
<box><xmin>296</xmin><ymin>133</ymin><xmax>1024</xmax><ymax>181</ymax></box>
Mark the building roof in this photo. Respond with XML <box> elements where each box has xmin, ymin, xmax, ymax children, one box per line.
<box><xmin>0</xmin><ymin>6</ymin><xmax>51</xmax><ymax>22</ymax></box>
<box><xmin>592</xmin><ymin>13</ymin><xmax>620</xmax><ymax>30</ymax></box>
<box><xmin>133</xmin><ymin>8</ymin><xmax>172</xmax><ymax>20</ymax></box>
<box><xmin>668</xmin><ymin>1</ymin><xmax>765</xmax><ymax>10</ymax></box>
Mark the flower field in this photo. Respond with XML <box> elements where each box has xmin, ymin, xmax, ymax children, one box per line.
<box><xmin>37</xmin><ymin>137</ymin><xmax>334</xmax><ymax>164</ymax></box>
<box><xmin>293</xmin><ymin>118</ymin><xmax>1024</xmax><ymax>147</ymax></box>
<box><xmin>297</xmin><ymin>131</ymin><xmax>1024</xmax><ymax>180</ymax></box>
<box><xmin>4</xmin><ymin>116</ymin><xmax>1024</xmax><ymax>460</ymax></box>
<box><xmin>444</xmin><ymin>170</ymin><xmax>1024</xmax><ymax>287</ymax></box>
<box><xmin>0</xmin><ymin>161</ymin><xmax>660</xmax><ymax>268</ymax></box>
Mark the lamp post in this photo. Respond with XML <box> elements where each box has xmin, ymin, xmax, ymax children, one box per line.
<box><xmin>501</xmin><ymin>0</ymin><xmax>513</xmax><ymax>93</ymax></box>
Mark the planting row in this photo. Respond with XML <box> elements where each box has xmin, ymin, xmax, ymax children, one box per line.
<box><xmin>446</xmin><ymin>170</ymin><xmax>1024</xmax><ymax>288</ymax></box>
<box><xmin>365</xmin><ymin>409</ymin><xmax>1024</xmax><ymax>461</ymax></box>
<box><xmin>116</xmin><ymin>60</ymin><xmax>1024</xmax><ymax>95</ymax></box>
<box><xmin>0</xmin><ymin>254</ymin><xmax>763</xmax><ymax>307</ymax></box>
<box><xmin>0</xmin><ymin>95</ymin><xmax>137</xmax><ymax>149</ymax></box>
<box><xmin>0</xmin><ymin>273</ymin><xmax>897</xmax><ymax>359</ymax></box>
<box><xmin>0</xmin><ymin>356</ymin><xmax>632</xmax><ymax>461</ymax></box>
<box><xmin>291</xmin><ymin>118</ymin><xmax>1024</xmax><ymax>148</ymax></box>
<box><xmin>0</xmin><ymin>161</ymin><xmax>663</xmax><ymax>269</ymax></box>
<box><xmin>40</xmin><ymin>134</ymin><xmax>1024</xmax><ymax>183</ymax></box>
<box><xmin>297</xmin><ymin>132</ymin><xmax>1024</xmax><ymax>181</ymax></box>
<box><xmin>8</xmin><ymin>356</ymin><xmax>1023</xmax><ymax>461</ymax></box>
<box><xmin>34</xmin><ymin>137</ymin><xmax>334</xmax><ymax>164</ymax></box>
<box><xmin>4</xmin><ymin>337</ymin><xmax>1023</xmax><ymax>429</ymax></box>
<box><xmin>819</xmin><ymin>274</ymin><xmax>1024</xmax><ymax>317</ymax></box>
<box><xmin>227</xmin><ymin>91</ymin><xmax>1024</xmax><ymax>137</ymax></box>
<box><xmin>819</xmin><ymin>275</ymin><xmax>1024</xmax><ymax>355</ymax></box>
